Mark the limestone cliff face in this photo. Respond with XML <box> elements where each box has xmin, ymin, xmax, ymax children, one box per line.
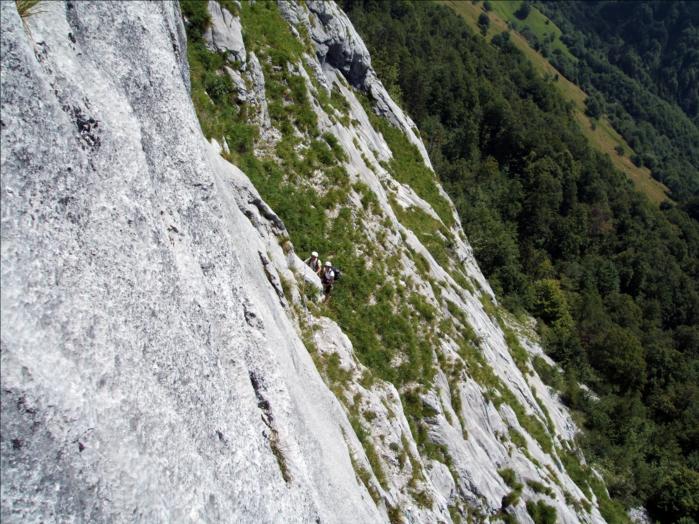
<box><xmin>1</xmin><ymin>1</ymin><xmax>605</xmax><ymax>523</ymax></box>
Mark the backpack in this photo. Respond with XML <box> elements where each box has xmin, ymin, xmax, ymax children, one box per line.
<box><xmin>332</xmin><ymin>267</ymin><xmax>342</xmax><ymax>281</ymax></box>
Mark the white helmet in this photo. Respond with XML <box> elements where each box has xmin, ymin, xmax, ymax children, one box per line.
<box><xmin>325</xmin><ymin>261</ymin><xmax>332</xmax><ymax>267</ymax></box>
<box><xmin>311</xmin><ymin>251</ymin><xmax>318</xmax><ymax>257</ymax></box>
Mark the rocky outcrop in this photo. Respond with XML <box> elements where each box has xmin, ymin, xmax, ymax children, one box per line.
<box><xmin>279</xmin><ymin>0</ymin><xmax>433</xmax><ymax>170</ymax></box>
<box><xmin>203</xmin><ymin>0</ymin><xmax>245</xmax><ymax>63</ymax></box>
<box><xmin>2</xmin><ymin>1</ymin><xmax>608</xmax><ymax>522</ymax></box>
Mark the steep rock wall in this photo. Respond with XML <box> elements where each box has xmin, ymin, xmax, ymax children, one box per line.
<box><xmin>1</xmin><ymin>2</ymin><xmax>379</xmax><ymax>522</ymax></box>
<box><xmin>1</xmin><ymin>1</ymin><xmax>608</xmax><ymax>523</ymax></box>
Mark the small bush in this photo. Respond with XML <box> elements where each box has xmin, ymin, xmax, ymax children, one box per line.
<box><xmin>502</xmin><ymin>490</ymin><xmax>521</xmax><ymax>508</ymax></box>
<box><xmin>509</xmin><ymin>427</ymin><xmax>528</xmax><ymax>451</ymax></box>
<box><xmin>478</xmin><ymin>13</ymin><xmax>490</xmax><ymax>36</ymax></box>
<box><xmin>515</xmin><ymin>2</ymin><xmax>532</xmax><ymax>20</ymax></box>
<box><xmin>526</xmin><ymin>500</ymin><xmax>557</xmax><ymax>524</ymax></box>
<box><xmin>498</xmin><ymin>468</ymin><xmax>522</xmax><ymax>490</ymax></box>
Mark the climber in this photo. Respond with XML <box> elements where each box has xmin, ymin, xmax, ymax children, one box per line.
<box><xmin>304</xmin><ymin>251</ymin><xmax>322</xmax><ymax>275</ymax></box>
<box><xmin>320</xmin><ymin>261</ymin><xmax>335</xmax><ymax>300</ymax></box>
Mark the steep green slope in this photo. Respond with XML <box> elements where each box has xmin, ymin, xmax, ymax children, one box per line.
<box><xmin>439</xmin><ymin>0</ymin><xmax>671</xmax><ymax>206</ymax></box>
<box><xmin>343</xmin><ymin>0</ymin><xmax>699</xmax><ymax>521</ymax></box>
<box><xmin>538</xmin><ymin>0</ymin><xmax>699</xmax><ymax>202</ymax></box>
<box><xmin>178</xmin><ymin>0</ymin><xmax>627</xmax><ymax>520</ymax></box>
<box><xmin>540</xmin><ymin>0</ymin><xmax>699</xmax><ymax>122</ymax></box>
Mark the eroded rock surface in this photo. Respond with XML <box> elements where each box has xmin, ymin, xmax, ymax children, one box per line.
<box><xmin>2</xmin><ymin>1</ymin><xmax>608</xmax><ymax>523</ymax></box>
<box><xmin>1</xmin><ymin>2</ymin><xmax>378</xmax><ymax>522</ymax></box>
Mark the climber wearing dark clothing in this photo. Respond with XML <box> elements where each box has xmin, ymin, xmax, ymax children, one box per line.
<box><xmin>320</xmin><ymin>261</ymin><xmax>335</xmax><ymax>300</ymax></box>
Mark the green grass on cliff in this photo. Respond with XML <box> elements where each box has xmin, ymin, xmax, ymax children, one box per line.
<box><xmin>15</xmin><ymin>0</ymin><xmax>42</xmax><ymax>19</ymax></box>
<box><xmin>182</xmin><ymin>0</ymin><xmax>446</xmax><ymax>423</ymax></box>
<box><xmin>181</xmin><ymin>2</ymin><xmax>571</xmax><ymax>509</ymax></box>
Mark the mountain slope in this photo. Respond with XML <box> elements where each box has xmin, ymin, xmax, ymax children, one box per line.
<box><xmin>2</xmin><ymin>1</ymin><xmax>613</xmax><ymax>522</ymax></box>
<box><xmin>438</xmin><ymin>0</ymin><xmax>671</xmax><ymax>206</ymax></box>
<box><xmin>538</xmin><ymin>0</ymin><xmax>699</xmax><ymax>202</ymax></box>
<box><xmin>342</xmin><ymin>1</ymin><xmax>699</xmax><ymax>522</ymax></box>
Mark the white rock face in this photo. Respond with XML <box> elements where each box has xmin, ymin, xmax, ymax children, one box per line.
<box><xmin>203</xmin><ymin>0</ymin><xmax>246</xmax><ymax>63</ymax></box>
<box><xmin>0</xmin><ymin>2</ymin><xmax>378</xmax><ymax>522</ymax></box>
<box><xmin>278</xmin><ymin>0</ymin><xmax>433</xmax><ymax>169</ymax></box>
<box><xmin>1</xmin><ymin>1</ymin><xmax>609</xmax><ymax>523</ymax></box>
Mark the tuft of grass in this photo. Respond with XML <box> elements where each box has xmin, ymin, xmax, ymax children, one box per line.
<box><xmin>526</xmin><ymin>479</ymin><xmax>555</xmax><ymax>498</ymax></box>
<box><xmin>508</xmin><ymin>427</ymin><xmax>528</xmax><ymax>451</ymax></box>
<box><xmin>348</xmin><ymin>450</ymin><xmax>381</xmax><ymax>504</ymax></box>
<box><xmin>498</xmin><ymin>468</ymin><xmax>522</xmax><ymax>490</ymax></box>
<box><xmin>499</xmin><ymin>467</ymin><xmax>525</xmax><ymax>510</ymax></box>
<box><xmin>387</xmin><ymin>504</ymin><xmax>404</xmax><ymax>524</ymax></box>
<box><xmin>16</xmin><ymin>0</ymin><xmax>41</xmax><ymax>19</ymax></box>
<box><xmin>526</xmin><ymin>500</ymin><xmax>557</xmax><ymax>524</ymax></box>
<box><xmin>448</xmin><ymin>504</ymin><xmax>463</xmax><ymax>524</ymax></box>
<box><xmin>559</xmin><ymin>449</ymin><xmax>592</xmax><ymax>499</ymax></box>
<box><xmin>501</xmin><ymin>321</ymin><xmax>530</xmax><ymax>374</ymax></box>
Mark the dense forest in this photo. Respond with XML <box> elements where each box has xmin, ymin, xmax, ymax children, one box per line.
<box><xmin>536</xmin><ymin>0</ymin><xmax>699</xmax><ymax>203</ymax></box>
<box><xmin>343</xmin><ymin>0</ymin><xmax>699</xmax><ymax>521</ymax></box>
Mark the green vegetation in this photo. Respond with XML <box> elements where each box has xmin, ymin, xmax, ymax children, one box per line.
<box><xmin>440</xmin><ymin>0</ymin><xmax>671</xmax><ymax>206</ymax></box>
<box><xmin>183</xmin><ymin>0</ymin><xmax>698</xmax><ymax>519</ymax></box>
<box><xmin>181</xmin><ymin>3</ymin><xmax>488</xmax><ymax>496</ymax></box>
<box><xmin>350</xmin><ymin>412</ymin><xmax>388</xmax><ymax>490</ymax></box>
<box><xmin>182</xmin><ymin>1</ymin><xmax>258</xmax><ymax>162</ymax></box>
<box><xmin>477</xmin><ymin>13</ymin><xmax>489</xmax><ymax>36</ymax></box>
<box><xmin>498</xmin><ymin>468</ymin><xmax>524</xmax><ymax>509</ymax></box>
<box><xmin>15</xmin><ymin>0</ymin><xmax>41</xmax><ymax>19</ymax></box>
<box><xmin>538</xmin><ymin>1</ymin><xmax>699</xmax><ymax>202</ymax></box>
<box><xmin>347</xmin><ymin>446</ymin><xmax>381</xmax><ymax>504</ymax></box>
<box><xmin>498</xmin><ymin>468</ymin><xmax>522</xmax><ymax>490</ymax></box>
<box><xmin>532</xmin><ymin>356</ymin><xmax>564</xmax><ymax>392</ymax></box>
<box><xmin>390</xmin><ymin>199</ymin><xmax>455</xmax><ymax>270</ymax></box>
<box><xmin>239</xmin><ymin>1</ymin><xmax>303</xmax><ymax>59</ymax></box>
<box><xmin>451</xmin><ymin>332</ymin><xmax>554</xmax><ymax>456</ymax></box>
<box><xmin>359</xmin><ymin>94</ymin><xmax>455</xmax><ymax>227</ymax></box>
<box><xmin>487</xmin><ymin>0</ymin><xmax>575</xmax><ymax>62</ymax></box>
<box><xmin>525</xmin><ymin>499</ymin><xmax>557</xmax><ymax>524</ymax></box>
<box><xmin>526</xmin><ymin>479</ymin><xmax>555</xmax><ymax>498</ymax></box>
<box><xmin>344</xmin><ymin>0</ymin><xmax>699</xmax><ymax>521</ymax></box>
<box><xmin>508</xmin><ymin>427</ymin><xmax>527</xmax><ymax>452</ymax></box>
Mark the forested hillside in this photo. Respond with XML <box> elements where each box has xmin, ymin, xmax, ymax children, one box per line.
<box><xmin>344</xmin><ymin>0</ymin><xmax>699</xmax><ymax>521</ymax></box>
<box><xmin>537</xmin><ymin>0</ymin><xmax>699</xmax><ymax>203</ymax></box>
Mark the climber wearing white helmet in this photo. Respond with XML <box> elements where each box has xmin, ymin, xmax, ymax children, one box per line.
<box><xmin>320</xmin><ymin>260</ymin><xmax>335</xmax><ymax>300</ymax></box>
<box><xmin>304</xmin><ymin>250</ymin><xmax>322</xmax><ymax>275</ymax></box>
